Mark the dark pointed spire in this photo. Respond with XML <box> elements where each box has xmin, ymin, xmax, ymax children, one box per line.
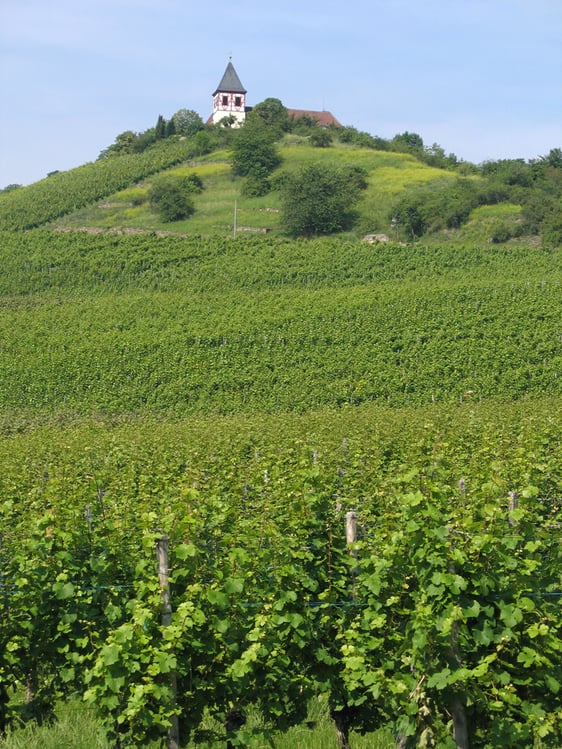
<box><xmin>213</xmin><ymin>60</ymin><xmax>247</xmax><ymax>96</ymax></box>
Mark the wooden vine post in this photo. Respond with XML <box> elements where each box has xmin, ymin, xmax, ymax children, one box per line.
<box><xmin>345</xmin><ymin>510</ymin><xmax>358</xmax><ymax>552</ymax></box>
<box><xmin>156</xmin><ymin>535</ymin><xmax>180</xmax><ymax>749</ymax></box>
<box><xmin>508</xmin><ymin>490</ymin><xmax>519</xmax><ymax>527</ymax></box>
<box><xmin>346</xmin><ymin>509</ymin><xmax>359</xmax><ymax>595</ymax></box>
<box><xmin>330</xmin><ymin>511</ymin><xmax>360</xmax><ymax>749</ymax></box>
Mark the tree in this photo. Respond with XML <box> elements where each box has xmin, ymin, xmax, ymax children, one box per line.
<box><xmin>521</xmin><ymin>191</ymin><xmax>558</xmax><ymax>235</ymax></box>
<box><xmin>231</xmin><ymin>118</ymin><xmax>282</xmax><ymax>195</ymax></box>
<box><xmin>481</xmin><ymin>158</ymin><xmax>533</xmax><ymax>187</ymax></box>
<box><xmin>309</xmin><ymin>128</ymin><xmax>333</xmax><ymax>148</ymax></box>
<box><xmin>98</xmin><ymin>128</ymin><xmax>157</xmax><ymax>158</ymax></box>
<box><xmin>98</xmin><ymin>130</ymin><xmax>137</xmax><ymax>158</ymax></box>
<box><xmin>338</xmin><ymin>126</ymin><xmax>389</xmax><ymax>150</ymax></box>
<box><xmin>538</xmin><ymin>147</ymin><xmax>562</xmax><ymax>169</ymax></box>
<box><xmin>191</xmin><ymin>130</ymin><xmax>214</xmax><ymax>155</ymax></box>
<box><xmin>391</xmin><ymin>178</ymin><xmax>482</xmax><ymax>239</ymax></box>
<box><xmin>247</xmin><ymin>98</ymin><xmax>289</xmax><ymax>138</ymax></box>
<box><xmin>421</xmin><ymin>143</ymin><xmax>459</xmax><ymax>170</ymax></box>
<box><xmin>171</xmin><ymin>109</ymin><xmax>204</xmax><ymax>137</ymax></box>
<box><xmin>165</xmin><ymin>117</ymin><xmax>176</xmax><ymax>137</ymax></box>
<box><xmin>148</xmin><ymin>176</ymin><xmax>198</xmax><ymax>222</ymax></box>
<box><xmin>275</xmin><ymin>163</ymin><xmax>368</xmax><ymax>237</ymax></box>
<box><xmin>541</xmin><ymin>206</ymin><xmax>562</xmax><ymax>248</ymax></box>
<box><xmin>289</xmin><ymin>113</ymin><xmax>321</xmax><ymax>136</ymax></box>
<box><xmin>155</xmin><ymin>114</ymin><xmax>167</xmax><ymax>140</ymax></box>
<box><xmin>131</xmin><ymin>129</ymin><xmax>157</xmax><ymax>153</ymax></box>
<box><xmin>391</xmin><ymin>131</ymin><xmax>424</xmax><ymax>153</ymax></box>
<box><xmin>391</xmin><ymin>195</ymin><xmax>426</xmax><ymax>239</ymax></box>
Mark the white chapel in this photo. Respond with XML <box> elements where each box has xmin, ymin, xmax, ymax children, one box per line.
<box><xmin>208</xmin><ymin>60</ymin><xmax>248</xmax><ymax>126</ymax></box>
<box><xmin>208</xmin><ymin>60</ymin><xmax>342</xmax><ymax>129</ymax></box>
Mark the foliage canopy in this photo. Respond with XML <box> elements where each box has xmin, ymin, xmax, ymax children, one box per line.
<box><xmin>148</xmin><ymin>174</ymin><xmax>201</xmax><ymax>222</ymax></box>
<box><xmin>231</xmin><ymin>118</ymin><xmax>282</xmax><ymax>196</ymax></box>
<box><xmin>276</xmin><ymin>163</ymin><xmax>368</xmax><ymax>236</ymax></box>
<box><xmin>171</xmin><ymin>108</ymin><xmax>204</xmax><ymax>137</ymax></box>
<box><xmin>247</xmin><ymin>97</ymin><xmax>289</xmax><ymax>137</ymax></box>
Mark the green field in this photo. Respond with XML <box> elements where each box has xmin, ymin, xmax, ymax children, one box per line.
<box><xmin>0</xmin><ymin>137</ymin><xmax>487</xmax><ymax>239</ymax></box>
<box><xmin>0</xmin><ymin>131</ymin><xmax>561</xmax><ymax>748</ymax></box>
<box><xmin>0</xmin><ymin>232</ymin><xmax>559</xmax><ymax>419</ymax></box>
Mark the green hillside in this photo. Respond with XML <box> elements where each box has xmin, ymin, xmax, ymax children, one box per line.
<box><xmin>63</xmin><ymin>144</ymin><xmax>460</xmax><ymax>239</ymax></box>
<box><xmin>0</xmin><ymin>230</ymin><xmax>560</xmax><ymax>420</ymax></box>
<box><xmin>1</xmin><ymin>121</ymin><xmax>561</xmax><ymax>748</ymax></box>
<box><xmin>0</xmin><ymin>140</ymin><xmax>486</xmax><ymax>231</ymax></box>
<box><xmin>0</xmin><ymin>138</ymin><xmax>455</xmax><ymax>236</ymax></box>
<box><xmin>3</xmin><ymin>123</ymin><xmax>560</xmax><ymax>247</ymax></box>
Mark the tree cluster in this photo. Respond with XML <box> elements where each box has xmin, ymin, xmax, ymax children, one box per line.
<box><xmin>227</xmin><ymin>99</ymin><xmax>465</xmax><ymax>236</ymax></box>
<box><xmin>481</xmin><ymin>150</ymin><xmax>562</xmax><ymax>247</ymax></box>
<box><xmin>391</xmin><ymin>149</ymin><xmax>562</xmax><ymax>246</ymax></box>
<box><xmin>391</xmin><ymin>179</ymin><xmax>490</xmax><ymax>239</ymax></box>
<box><xmin>98</xmin><ymin>110</ymin><xmax>204</xmax><ymax>159</ymax></box>
<box><xmin>0</xmin><ymin>183</ymin><xmax>23</xmax><ymax>193</ymax></box>
<box><xmin>230</xmin><ymin>99</ymin><xmax>370</xmax><ymax>230</ymax></box>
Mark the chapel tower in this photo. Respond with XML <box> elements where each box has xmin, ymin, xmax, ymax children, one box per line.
<box><xmin>209</xmin><ymin>60</ymin><xmax>247</xmax><ymax>126</ymax></box>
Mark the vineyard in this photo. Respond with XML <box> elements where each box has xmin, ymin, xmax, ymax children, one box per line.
<box><xmin>0</xmin><ymin>160</ymin><xmax>561</xmax><ymax>748</ymax></box>
<box><xmin>1</xmin><ymin>403</ymin><xmax>561</xmax><ymax>748</ymax></box>
<box><xmin>0</xmin><ymin>139</ymin><xmax>198</xmax><ymax>231</ymax></box>
<box><xmin>0</xmin><ymin>232</ymin><xmax>560</xmax><ymax>418</ymax></box>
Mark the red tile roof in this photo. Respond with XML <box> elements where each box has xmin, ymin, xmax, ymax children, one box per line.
<box><xmin>286</xmin><ymin>109</ymin><xmax>342</xmax><ymax>127</ymax></box>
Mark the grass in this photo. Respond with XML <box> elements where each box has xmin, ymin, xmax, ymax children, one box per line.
<box><xmin>55</xmin><ymin>158</ymin><xmax>282</xmax><ymax>236</ymax></box>
<box><xmin>0</xmin><ymin>696</ymin><xmax>394</xmax><ymax>749</ymax></box>
<box><xmin>52</xmin><ymin>139</ymin><xmax>457</xmax><ymax>239</ymax></box>
<box><xmin>0</xmin><ymin>702</ymin><xmax>109</xmax><ymax>749</ymax></box>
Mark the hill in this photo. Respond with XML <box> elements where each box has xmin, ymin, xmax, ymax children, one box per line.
<box><xmin>2</xmin><ymin>125</ymin><xmax>560</xmax><ymax>246</ymax></box>
<box><xmin>1</xmin><ymin>120</ymin><xmax>557</xmax><ymax>424</ymax></box>
<box><xmin>0</xmin><ymin>122</ymin><xmax>561</xmax><ymax>748</ymax></box>
<box><xmin>0</xmin><ymin>230</ymin><xmax>560</xmax><ymax>421</ymax></box>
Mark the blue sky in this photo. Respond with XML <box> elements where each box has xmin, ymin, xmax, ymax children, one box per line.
<box><xmin>1</xmin><ymin>0</ymin><xmax>561</xmax><ymax>187</ymax></box>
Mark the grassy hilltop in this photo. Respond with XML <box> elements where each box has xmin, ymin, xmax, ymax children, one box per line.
<box><xmin>52</xmin><ymin>142</ymin><xmax>453</xmax><ymax>238</ymax></box>
<box><xmin>4</xmin><ymin>124</ymin><xmax>558</xmax><ymax>244</ymax></box>
<box><xmin>0</xmin><ymin>121</ymin><xmax>561</xmax><ymax>748</ymax></box>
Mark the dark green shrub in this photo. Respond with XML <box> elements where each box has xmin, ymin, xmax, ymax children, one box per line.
<box><xmin>338</xmin><ymin>126</ymin><xmax>388</xmax><ymax>150</ymax></box>
<box><xmin>521</xmin><ymin>192</ymin><xmax>558</xmax><ymax>234</ymax></box>
<box><xmin>390</xmin><ymin>195</ymin><xmax>426</xmax><ymax>239</ymax></box>
<box><xmin>309</xmin><ymin>128</ymin><xmax>333</xmax><ymax>147</ymax></box>
<box><xmin>275</xmin><ymin>163</ymin><xmax>368</xmax><ymax>237</ymax></box>
<box><xmin>183</xmin><ymin>173</ymin><xmax>204</xmax><ymax>192</ymax></box>
<box><xmin>148</xmin><ymin>176</ymin><xmax>196</xmax><ymax>222</ymax></box>
<box><xmin>242</xmin><ymin>174</ymin><xmax>271</xmax><ymax>197</ymax></box>
<box><xmin>247</xmin><ymin>98</ymin><xmax>289</xmax><ymax>138</ymax></box>
<box><xmin>391</xmin><ymin>178</ymin><xmax>482</xmax><ymax>238</ymax></box>
<box><xmin>231</xmin><ymin>120</ymin><xmax>281</xmax><ymax>178</ymax></box>
<box><xmin>541</xmin><ymin>207</ymin><xmax>562</xmax><ymax>248</ymax></box>
<box><xmin>192</xmin><ymin>131</ymin><xmax>215</xmax><ymax>156</ymax></box>
<box><xmin>490</xmin><ymin>221</ymin><xmax>513</xmax><ymax>244</ymax></box>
